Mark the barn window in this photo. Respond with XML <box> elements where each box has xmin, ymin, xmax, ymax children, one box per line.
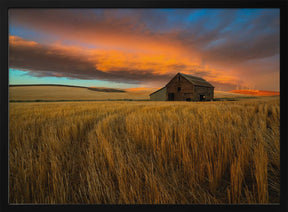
<box><xmin>178</xmin><ymin>87</ymin><xmax>181</xmax><ymax>92</ymax></box>
<box><xmin>200</xmin><ymin>95</ymin><xmax>206</xmax><ymax>101</ymax></box>
<box><xmin>178</xmin><ymin>75</ymin><xmax>180</xmax><ymax>81</ymax></box>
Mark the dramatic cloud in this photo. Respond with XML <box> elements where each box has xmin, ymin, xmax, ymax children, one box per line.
<box><xmin>9</xmin><ymin>36</ymin><xmax>175</xmax><ymax>84</ymax></box>
<box><xmin>11</xmin><ymin>36</ymin><xmax>239</xmax><ymax>87</ymax></box>
<box><xmin>8</xmin><ymin>9</ymin><xmax>280</xmax><ymax>90</ymax></box>
<box><xmin>177</xmin><ymin>10</ymin><xmax>279</xmax><ymax>64</ymax></box>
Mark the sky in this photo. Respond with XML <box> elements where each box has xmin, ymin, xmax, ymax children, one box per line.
<box><xmin>9</xmin><ymin>9</ymin><xmax>280</xmax><ymax>91</ymax></box>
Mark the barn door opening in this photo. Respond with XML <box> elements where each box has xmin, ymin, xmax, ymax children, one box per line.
<box><xmin>200</xmin><ymin>95</ymin><xmax>206</xmax><ymax>101</ymax></box>
<box><xmin>168</xmin><ymin>93</ymin><xmax>174</xmax><ymax>101</ymax></box>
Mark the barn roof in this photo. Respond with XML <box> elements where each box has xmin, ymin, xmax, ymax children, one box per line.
<box><xmin>149</xmin><ymin>86</ymin><xmax>166</xmax><ymax>96</ymax></box>
<box><xmin>179</xmin><ymin>73</ymin><xmax>214</xmax><ymax>88</ymax></box>
<box><xmin>150</xmin><ymin>73</ymin><xmax>214</xmax><ymax>96</ymax></box>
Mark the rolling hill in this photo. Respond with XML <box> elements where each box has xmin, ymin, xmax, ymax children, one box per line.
<box><xmin>9</xmin><ymin>84</ymin><xmax>278</xmax><ymax>102</ymax></box>
<box><xmin>9</xmin><ymin>84</ymin><xmax>149</xmax><ymax>101</ymax></box>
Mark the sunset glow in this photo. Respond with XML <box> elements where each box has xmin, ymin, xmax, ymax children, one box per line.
<box><xmin>9</xmin><ymin>9</ymin><xmax>280</xmax><ymax>91</ymax></box>
<box><xmin>229</xmin><ymin>89</ymin><xmax>280</xmax><ymax>96</ymax></box>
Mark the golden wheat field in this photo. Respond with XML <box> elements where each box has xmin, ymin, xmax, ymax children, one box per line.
<box><xmin>9</xmin><ymin>97</ymin><xmax>280</xmax><ymax>204</ymax></box>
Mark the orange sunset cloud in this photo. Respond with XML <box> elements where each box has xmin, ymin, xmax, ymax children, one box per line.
<box><xmin>9</xmin><ymin>35</ymin><xmax>243</xmax><ymax>89</ymax></box>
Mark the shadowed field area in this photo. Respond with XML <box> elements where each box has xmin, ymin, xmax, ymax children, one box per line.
<box><xmin>9</xmin><ymin>97</ymin><xmax>280</xmax><ymax>204</ymax></box>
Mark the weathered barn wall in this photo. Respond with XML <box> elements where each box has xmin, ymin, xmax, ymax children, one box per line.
<box><xmin>166</xmin><ymin>74</ymin><xmax>195</xmax><ymax>101</ymax></box>
<box><xmin>150</xmin><ymin>87</ymin><xmax>167</xmax><ymax>101</ymax></box>
<box><xmin>194</xmin><ymin>86</ymin><xmax>214</xmax><ymax>101</ymax></box>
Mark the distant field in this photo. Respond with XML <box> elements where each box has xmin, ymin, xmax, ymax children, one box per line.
<box><xmin>9</xmin><ymin>85</ymin><xmax>150</xmax><ymax>101</ymax></box>
<box><xmin>9</xmin><ymin>97</ymin><xmax>280</xmax><ymax>204</ymax></box>
<box><xmin>9</xmin><ymin>85</ymin><xmax>259</xmax><ymax>101</ymax></box>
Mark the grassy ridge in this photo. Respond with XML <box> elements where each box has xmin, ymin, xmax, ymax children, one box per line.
<box><xmin>9</xmin><ymin>98</ymin><xmax>280</xmax><ymax>204</ymax></box>
<box><xmin>9</xmin><ymin>85</ymin><xmax>148</xmax><ymax>101</ymax></box>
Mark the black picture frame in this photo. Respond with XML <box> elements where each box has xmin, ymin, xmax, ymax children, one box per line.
<box><xmin>1</xmin><ymin>0</ymin><xmax>287</xmax><ymax>211</ymax></box>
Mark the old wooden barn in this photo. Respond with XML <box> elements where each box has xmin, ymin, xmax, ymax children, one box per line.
<box><xmin>150</xmin><ymin>73</ymin><xmax>214</xmax><ymax>101</ymax></box>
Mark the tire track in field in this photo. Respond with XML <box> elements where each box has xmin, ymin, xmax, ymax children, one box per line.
<box><xmin>65</xmin><ymin>104</ymin><xmax>145</xmax><ymax>203</ymax></box>
<box><xmin>72</xmin><ymin>104</ymin><xmax>150</xmax><ymax>203</ymax></box>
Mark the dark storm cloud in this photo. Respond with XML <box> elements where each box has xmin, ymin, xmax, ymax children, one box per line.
<box><xmin>175</xmin><ymin>9</ymin><xmax>279</xmax><ymax>65</ymax></box>
<box><xmin>9</xmin><ymin>36</ymin><xmax>172</xmax><ymax>84</ymax></box>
